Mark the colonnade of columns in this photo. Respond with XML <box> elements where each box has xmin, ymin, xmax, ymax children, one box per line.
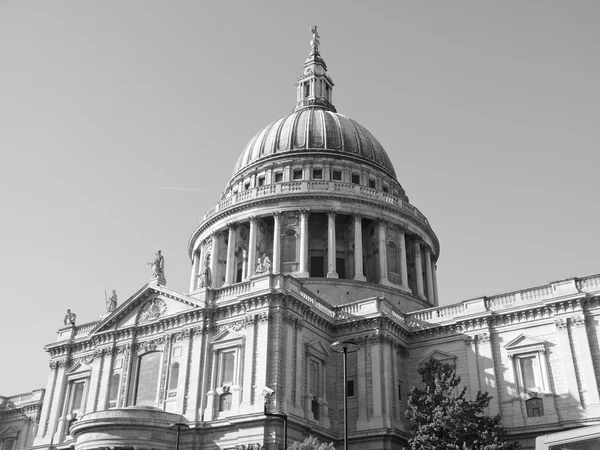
<box><xmin>190</xmin><ymin>210</ymin><xmax>439</xmax><ymax>305</ymax></box>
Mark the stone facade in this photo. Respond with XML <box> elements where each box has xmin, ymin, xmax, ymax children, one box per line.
<box><xmin>4</xmin><ymin>30</ymin><xmax>600</xmax><ymax>450</ymax></box>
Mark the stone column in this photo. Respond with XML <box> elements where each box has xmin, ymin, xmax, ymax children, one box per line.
<box><xmin>34</xmin><ymin>363</ymin><xmax>59</xmax><ymax>443</ymax></box>
<box><xmin>298</xmin><ymin>210</ymin><xmax>310</xmax><ymax>277</ymax></box>
<box><xmin>184</xmin><ymin>327</ymin><xmax>205</xmax><ymax>422</ymax></box>
<box><xmin>241</xmin><ymin>316</ymin><xmax>257</xmax><ymax>409</ymax></box>
<box><xmin>353</xmin><ymin>214</ymin><xmax>366</xmax><ymax>281</ymax></box>
<box><xmin>247</xmin><ymin>217</ymin><xmax>258</xmax><ymax>277</ymax></box>
<box><xmin>378</xmin><ymin>219</ymin><xmax>390</xmax><ymax>285</ymax></box>
<box><xmin>398</xmin><ymin>228</ymin><xmax>409</xmax><ymax>290</ymax></box>
<box><xmin>570</xmin><ymin>315</ymin><xmax>600</xmax><ymax>405</ymax></box>
<box><xmin>272</xmin><ymin>212</ymin><xmax>282</xmax><ymax>274</ymax></box>
<box><xmin>555</xmin><ymin>318</ymin><xmax>582</xmax><ymax>407</ymax></box>
<box><xmin>424</xmin><ymin>246</ymin><xmax>434</xmax><ymax>303</ymax></box>
<box><xmin>432</xmin><ymin>263</ymin><xmax>439</xmax><ymax>306</ymax></box>
<box><xmin>475</xmin><ymin>334</ymin><xmax>499</xmax><ymax>415</ymax></box>
<box><xmin>414</xmin><ymin>241</ymin><xmax>425</xmax><ymax>298</ymax></box>
<box><xmin>224</xmin><ymin>222</ymin><xmax>238</xmax><ymax>285</ymax></box>
<box><xmin>209</xmin><ymin>233</ymin><xmax>220</xmax><ymax>288</ymax></box>
<box><xmin>189</xmin><ymin>249</ymin><xmax>201</xmax><ymax>292</ymax></box>
<box><xmin>326</xmin><ymin>210</ymin><xmax>338</xmax><ymax>278</ymax></box>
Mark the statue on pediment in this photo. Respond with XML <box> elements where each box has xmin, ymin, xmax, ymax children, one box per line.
<box><xmin>64</xmin><ymin>309</ymin><xmax>76</xmax><ymax>326</ymax></box>
<box><xmin>106</xmin><ymin>290</ymin><xmax>117</xmax><ymax>313</ymax></box>
<box><xmin>148</xmin><ymin>250</ymin><xmax>165</xmax><ymax>279</ymax></box>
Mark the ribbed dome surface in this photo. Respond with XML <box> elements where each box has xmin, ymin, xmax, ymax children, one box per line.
<box><xmin>232</xmin><ymin>108</ymin><xmax>396</xmax><ymax>178</ymax></box>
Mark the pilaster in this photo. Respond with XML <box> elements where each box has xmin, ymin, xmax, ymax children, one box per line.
<box><xmin>326</xmin><ymin>210</ymin><xmax>338</xmax><ymax>278</ymax></box>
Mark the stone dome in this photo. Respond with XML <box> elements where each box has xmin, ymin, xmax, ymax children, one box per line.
<box><xmin>232</xmin><ymin>108</ymin><xmax>397</xmax><ymax>179</ymax></box>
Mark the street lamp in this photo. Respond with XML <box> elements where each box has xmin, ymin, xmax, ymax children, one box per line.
<box><xmin>169</xmin><ymin>422</ymin><xmax>189</xmax><ymax>450</ymax></box>
<box><xmin>330</xmin><ymin>340</ymin><xmax>360</xmax><ymax>450</ymax></box>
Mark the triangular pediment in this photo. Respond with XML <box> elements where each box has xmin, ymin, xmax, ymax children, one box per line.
<box><xmin>0</xmin><ymin>426</ymin><xmax>20</xmax><ymax>437</ymax></box>
<box><xmin>419</xmin><ymin>349</ymin><xmax>457</xmax><ymax>366</ymax></box>
<box><xmin>306</xmin><ymin>341</ymin><xmax>329</xmax><ymax>360</ymax></box>
<box><xmin>66</xmin><ymin>362</ymin><xmax>91</xmax><ymax>376</ymax></box>
<box><xmin>90</xmin><ymin>285</ymin><xmax>203</xmax><ymax>334</ymax></box>
<box><xmin>211</xmin><ymin>329</ymin><xmax>244</xmax><ymax>344</ymax></box>
<box><xmin>504</xmin><ymin>334</ymin><xmax>546</xmax><ymax>354</ymax></box>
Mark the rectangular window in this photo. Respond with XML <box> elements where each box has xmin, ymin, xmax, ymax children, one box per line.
<box><xmin>346</xmin><ymin>379</ymin><xmax>355</xmax><ymax>398</ymax></box>
<box><xmin>293</xmin><ymin>169</ymin><xmax>303</xmax><ymax>180</ymax></box>
<box><xmin>398</xmin><ymin>383</ymin><xmax>403</xmax><ymax>401</ymax></box>
<box><xmin>520</xmin><ymin>356</ymin><xmax>541</xmax><ymax>391</ymax></box>
<box><xmin>69</xmin><ymin>380</ymin><xmax>86</xmax><ymax>415</ymax></box>
<box><xmin>331</xmin><ymin>170</ymin><xmax>342</xmax><ymax>181</ymax></box>
<box><xmin>221</xmin><ymin>352</ymin><xmax>235</xmax><ymax>385</ymax></box>
<box><xmin>351</xmin><ymin>173</ymin><xmax>360</xmax><ymax>185</ymax></box>
<box><xmin>304</xmin><ymin>83</ymin><xmax>310</xmax><ymax>97</ymax></box>
<box><xmin>382</xmin><ymin>185</ymin><xmax>389</xmax><ymax>193</ymax></box>
<box><xmin>312</xmin><ymin>168</ymin><xmax>322</xmax><ymax>179</ymax></box>
<box><xmin>244</xmin><ymin>182</ymin><xmax>250</xmax><ymax>191</ymax></box>
<box><xmin>368</xmin><ymin>179</ymin><xmax>376</xmax><ymax>189</ymax></box>
<box><xmin>275</xmin><ymin>172</ymin><xmax>283</xmax><ymax>182</ymax></box>
<box><xmin>258</xmin><ymin>177</ymin><xmax>265</xmax><ymax>186</ymax></box>
<box><xmin>309</xmin><ymin>360</ymin><xmax>320</xmax><ymax>396</ymax></box>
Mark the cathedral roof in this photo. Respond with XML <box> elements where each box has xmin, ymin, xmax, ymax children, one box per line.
<box><xmin>232</xmin><ymin>109</ymin><xmax>396</xmax><ymax>178</ymax></box>
<box><xmin>231</xmin><ymin>26</ymin><xmax>397</xmax><ymax>180</ymax></box>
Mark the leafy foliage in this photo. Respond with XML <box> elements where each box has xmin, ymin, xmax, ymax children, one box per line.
<box><xmin>288</xmin><ymin>436</ymin><xmax>335</xmax><ymax>450</ymax></box>
<box><xmin>405</xmin><ymin>358</ymin><xmax>518</xmax><ymax>450</ymax></box>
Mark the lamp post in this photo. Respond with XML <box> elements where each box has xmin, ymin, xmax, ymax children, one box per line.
<box><xmin>169</xmin><ymin>422</ymin><xmax>189</xmax><ymax>450</ymax></box>
<box><xmin>330</xmin><ymin>340</ymin><xmax>360</xmax><ymax>450</ymax></box>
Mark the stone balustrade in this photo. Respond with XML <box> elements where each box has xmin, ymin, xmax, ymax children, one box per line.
<box><xmin>201</xmin><ymin>181</ymin><xmax>430</xmax><ymax>227</ymax></box>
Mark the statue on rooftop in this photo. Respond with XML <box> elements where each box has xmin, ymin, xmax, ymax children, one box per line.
<box><xmin>64</xmin><ymin>309</ymin><xmax>76</xmax><ymax>326</ymax></box>
<box><xmin>106</xmin><ymin>290</ymin><xmax>117</xmax><ymax>313</ymax></box>
<box><xmin>310</xmin><ymin>25</ymin><xmax>320</xmax><ymax>53</ymax></box>
<box><xmin>148</xmin><ymin>250</ymin><xmax>165</xmax><ymax>279</ymax></box>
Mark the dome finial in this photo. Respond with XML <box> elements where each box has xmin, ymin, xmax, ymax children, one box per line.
<box><xmin>294</xmin><ymin>26</ymin><xmax>336</xmax><ymax>113</ymax></box>
<box><xmin>309</xmin><ymin>25</ymin><xmax>320</xmax><ymax>54</ymax></box>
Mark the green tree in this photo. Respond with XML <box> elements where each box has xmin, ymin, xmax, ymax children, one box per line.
<box><xmin>406</xmin><ymin>358</ymin><xmax>518</xmax><ymax>450</ymax></box>
<box><xmin>288</xmin><ymin>436</ymin><xmax>335</xmax><ymax>450</ymax></box>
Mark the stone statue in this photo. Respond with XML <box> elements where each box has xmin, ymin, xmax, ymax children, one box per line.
<box><xmin>64</xmin><ymin>309</ymin><xmax>76</xmax><ymax>326</ymax></box>
<box><xmin>310</xmin><ymin>25</ymin><xmax>320</xmax><ymax>52</ymax></box>
<box><xmin>262</xmin><ymin>254</ymin><xmax>272</xmax><ymax>273</ymax></box>
<box><xmin>197</xmin><ymin>257</ymin><xmax>211</xmax><ymax>288</ymax></box>
<box><xmin>148</xmin><ymin>250</ymin><xmax>165</xmax><ymax>279</ymax></box>
<box><xmin>255</xmin><ymin>254</ymin><xmax>264</xmax><ymax>274</ymax></box>
<box><xmin>106</xmin><ymin>290</ymin><xmax>117</xmax><ymax>313</ymax></box>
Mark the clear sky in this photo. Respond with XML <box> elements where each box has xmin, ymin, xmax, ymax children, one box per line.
<box><xmin>1</xmin><ymin>1</ymin><xmax>599</xmax><ymax>395</ymax></box>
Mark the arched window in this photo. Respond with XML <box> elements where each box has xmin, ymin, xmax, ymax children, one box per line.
<box><xmin>108</xmin><ymin>373</ymin><xmax>120</xmax><ymax>407</ymax></box>
<box><xmin>526</xmin><ymin>397</ymin><xmax>544</xmax><ymax>417</ymax></box>
<box><xmin>168</xmin><ymin>362</ymin><xmax>180</xmax><ymax>391</ymax></box>
<box><xmin>219</xmin><ymin>393</ymin><xmax>232</xmax><ymax>411</ymax></box>
<box><xmin>134</xmin><ymin>352</ymin><xmax>161</xmax><ymax>406</ymax></box>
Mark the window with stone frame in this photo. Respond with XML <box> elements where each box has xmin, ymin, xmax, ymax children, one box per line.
<box><xmin>305</xmin><ymin>341</ymin><xmax>329</xmax><ymax>423</ymax></box>
<box><xmin>168</xmin><ymin>362</ymin><xmax>180</xmax><ymax>393</ymax></box>
<box><xmin>504</xmin><ymin>334</ymin><xmax>551</xmax><ymax>397</ymax></box>
<box><xmin>331</xmin><ymin>169</ymin><xmax>342</xmax><ymax>181</ymax></box>
<box><xmin>0</xmin><ymin>438</ymin><xmax>15</xmax><ymax>450</ymax></box>
<box><xmin>312</xmin><ymin>168</ymin><xmax>323</xmax><ymax>180</ymax></box>
<box><xmin>63</xmin><ymin>362</ymin><xmax>91</xmax><ymax>421</ymax></box>
<box><xmin>386</xmin><ymin>240</ymin><xmax>400</xmax><ymax>285</ymax></box>
<box><xmin>133</xmin><ymin>351</ymin><xmax>162</xmax><ymax>407</ymax></box>
<box><xmin>219</xmin><ymin>392</ymin><xmax>233</xmax><ymax>411</ymax></box>
<box><xmin>209</xmin><ymin>329</ymin><xmax>244</xmax><ymax>419</ymax></box>
<box><xmin>274</xmin><ymin>172</ymin><xmax>283</xmax><ymax>183</ymax></box>
<box><xmin>293</xmin><ymin>169</ymin><xmax>303</xmax><ymax>180</ymax></box>
<box><xmin>282</xmin><ymin>228</ymin><xmax>298</xmax><ymax>272</ymax></box>
<box><xmin>526</xmin><ymin>397</ymin><xmax>544</xmax><ymax>417</ymax></box>
<box><xmin>108</xmin><ymin>373</ymin><xmax>120</xmax><ymax>407</ymax></box>
<box><xmin>351</xmin><ymin>173</ymin><xmax>360</xmax><ymax>185</ymax></box>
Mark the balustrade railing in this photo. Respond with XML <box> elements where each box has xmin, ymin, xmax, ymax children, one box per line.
<box><xmin>74</xmin><ymin>321</ymin><xmax>101</xmax><ymax>337</ymax></box>
<box><xmin>201</xmin><ymin>181</ymin><xmax>430</xmax><ymax>227</ymax></box>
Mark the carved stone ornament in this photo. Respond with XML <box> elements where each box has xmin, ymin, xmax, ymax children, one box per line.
<box><xmin>138</xmin><ymin>298</ymin><xmax>168</xmax><ymax>324</ymax></box>
<box><xmin>555</xmin><ymin>318</ymin><xmax>568</xmax><ymax>330</ymax></box>
<box><xmin>571</xmin><ymin>315</ymin><xmax>586</xmax><ymax>327</ymax></box>
<box><xmin>477</xmin><ymin>333</ymin><xmax>490</xmax><ymax>343</ymax></box>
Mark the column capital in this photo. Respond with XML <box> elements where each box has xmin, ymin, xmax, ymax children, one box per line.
<box><xmin>376</xmin><ymin>218</ymin><xmax>386</xmax><ymax>227</ymax></box>
<box><xmin>555</xmin><ymin>318</ymin><xmax>568</xmax><ymax>330</ymax></box>
<box><xmin>248</xmin><ymin>215</ymin><xmax>258</xmax><ymax>222</ymax></box>
<box><xmin>571</xmin><ymin>315</ymin><xmax>586</xmax><ymax>327</ymax></box>
<box><xmin>272</xmin><ymin>211</ymin><xmax>282</xmax><ymax>219</ymax></box>
<box><xmin>227</xmin><ymin>222</ymin><xmax>238</xmax><ymax>230</ymax></box>
<box><xmin>326</xmin><ymin>210</ymin><xmax>336</xmax><ymax>218</ymax></box>
<box><xmin>299</xmin><ymin>209</ymin><xmax>310</xmax><ymax>217</ymax></box>
<box><xmin>352</xmin><ymin>213</ymin><xmax>363</xmax><ymax>222</ymax></box>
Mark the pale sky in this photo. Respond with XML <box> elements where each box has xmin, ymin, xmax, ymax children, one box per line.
<box><xmin>1</xmin><ymin>1</ymin><xmax>599</xmax><ymax>395</ymax></box>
